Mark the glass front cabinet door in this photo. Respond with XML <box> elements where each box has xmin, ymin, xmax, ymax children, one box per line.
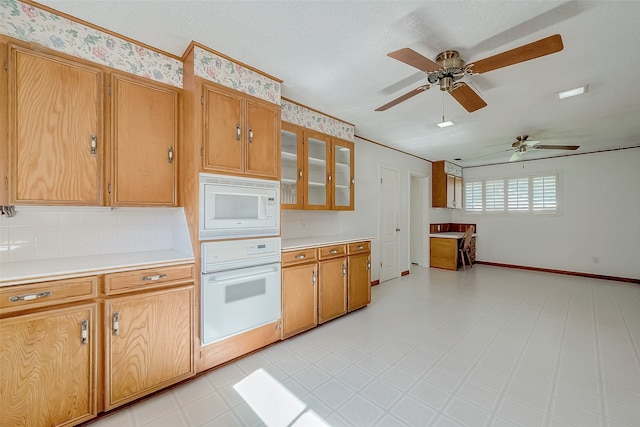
<box><xmin>332</xmin><ymin>138</ymin><xmax>354</xmax><ymax>210</ymax></box>
<box><xmin>280</xmin><ymin>123</ymin><xmax>304</xmax><ymax>209</ymax></box>
<box><xmin>304</xmin><ymin>130</ymin><xmax>331</xmax><ymax>210</ymax></box>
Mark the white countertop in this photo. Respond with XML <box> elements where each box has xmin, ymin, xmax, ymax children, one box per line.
<box><xmin>0</xmin><ymin>250</ymin><xmax>195</xmax><ymax>286</ymax></box>
<box><xmin>282</xmin><ymin>235</ymin><xmax>374</xmax><ymax>251</ymax></box>
<box><xmin>430</xmin><ymin>232</ymin><xmax>477</xmax><ymax>239</ymax></box>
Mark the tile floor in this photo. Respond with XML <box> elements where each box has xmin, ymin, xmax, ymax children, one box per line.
<box><xmin>84</xmin><ymin>265</ymin><xmax>640</xmax><ymax>427</ymax></box>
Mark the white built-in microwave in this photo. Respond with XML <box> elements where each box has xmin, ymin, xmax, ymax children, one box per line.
<box><xmin>199</xmin><ymin>173</ymin><xmax>280</xmax><ymax>240</ymax></box>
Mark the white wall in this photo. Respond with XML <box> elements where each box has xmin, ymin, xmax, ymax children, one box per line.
<box><xmin>452</xmin><ymin>148</ymin><xmax>640</xmax><ymax>280</ymax></box>
<box><xmin>282</xmin><ymin>137</ymin><xmax>430</xmax><ymax>281</ymax></box>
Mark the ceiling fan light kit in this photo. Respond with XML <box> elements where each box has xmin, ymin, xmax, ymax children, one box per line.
<box><xmin>377</xmin><ymin>34</ymin><xmax>564</xmax><ymax>115</ymax></box>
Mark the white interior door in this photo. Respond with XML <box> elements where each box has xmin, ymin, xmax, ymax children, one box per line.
<box><xmin>410</xmin><ymin>175</ymin><xmax>422</xmax><ymax>265</ymax></box>
<box><xmin>379</xmin><ymin>166</ymin><xmax>399</xmax><ymax>282</ymax></box>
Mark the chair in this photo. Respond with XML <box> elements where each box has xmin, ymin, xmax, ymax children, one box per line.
<box><xmin>459</xmin><ymin>225</ymin><xmax>475</xmax><ymax>270</ymax></box>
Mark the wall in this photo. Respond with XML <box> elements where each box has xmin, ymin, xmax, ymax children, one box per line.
<box><xmin>282</xmin><ymin>138</ymin><xmax>430</xmax><ymax>282</ymax></box>
<box><xmin>452</xmin><ymin>148</ymin><xmax>640</xmax><ymax>280</ymax></box>
<box><xmin>0</xmin><ymin>207</ymin><xmax>193</xmax><ymax>263</ymax></box>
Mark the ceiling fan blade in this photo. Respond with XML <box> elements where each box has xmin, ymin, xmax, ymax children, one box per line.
<box><xmin>449</xmin><ymin>82</ymin><xmax>487</xmax><ymax>113</ymax></box>
<box><xmin>533</xmin><ymin>144</ymin><xmax>580</xmax><ymax>150</ymax></box>
<box><xmin>375</xmin><ymin>85</ymin><xmax>429</xmax><ymax>111</ymax></box>
<box><xmin>470</xmin><ymin>34</ymin><xmax>564</xmax><ymax>74</ymax></box>
<box><xmin>509</xmin><ymin>151</ymin><xmax>523</xmax><ymax>162</ymax></box>
<box><xmin>387</xmin><ymin>48</ymin><xmax>442</xmax><ymax>72</ymax></box>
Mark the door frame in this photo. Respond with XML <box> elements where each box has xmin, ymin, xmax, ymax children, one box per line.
<box><xmin>409</xmin><ymin>173</ymin><xmax>430</xmax><ymax>268</ymax></box>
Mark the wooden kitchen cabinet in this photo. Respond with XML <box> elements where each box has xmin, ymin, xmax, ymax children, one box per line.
<box><xmin>8</xmin><ymin>43</ymin><xmax>103</xmax><ymax>205</ymax></box>
<box><xmin>1</xmin><ymin>276</ymin><xmax>99</xmax><ymax>427</ymax></box>
<box><xmin>280</xmin><ymin>122</ymin><xmax>354</xmax><ymax>211</ymax></box>
<box><xmin>109</xmin><ymin>73</ymin><xmax>178</xmax><ymax>206</ymax></box>
<box><xmin>432</xmin><ymin>160</ymin><xmax>463</xmax><ymax>209</ymax></box>
<box><xmin>347</xmin><ymin>241</ymin><xmax>371</xmax><ymax>312</ymax></box>
<box><xmin>318</xmin><ymin>244</ymin><xmax>347</xmax><ymax>323</ymax></box>
<box><xmin>104</xmin><ymin>266</ymin><xmax>195</xmax><ymax>410</ymax></box>
<box><xmin>281</xmin><ymin>252</ymin><xmax>318</xmax><ymax>339</ymax></box>
<box><xmin>203</xmin><ymin>83</ymin><xmax>280</xmax><ymax>180</ymax></box>
<box><xmin>430</xmin><ymin>237</ymin><xmax>459</xmax><ymax>270</ymax></box>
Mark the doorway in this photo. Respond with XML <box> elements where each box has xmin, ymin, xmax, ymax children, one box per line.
<box><xmin>410</xmin><ymin>174</ymin><xmax>429</xmax><ymax>268</ymax></box>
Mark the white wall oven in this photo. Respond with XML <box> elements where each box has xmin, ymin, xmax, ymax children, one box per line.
<box><xmin>199</xmin><ymin>173</ymin><xmax>280</xmax><ymax>240</ymax></box>
<box><xmin>201</xmin><ymin>237</ymin><xmax>281</xmax><ymax>346</ymax></box>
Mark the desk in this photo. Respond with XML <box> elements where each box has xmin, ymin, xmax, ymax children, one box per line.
<box><xmin>430</xmin><ymin>232</ymin><xmax>476</xmax><ymax>270</ymax></box>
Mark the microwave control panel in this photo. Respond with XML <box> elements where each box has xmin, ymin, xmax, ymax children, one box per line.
<box><xmin>266</xmin><ymin>197</ymin><xmax>276</xmax><ymax>219</ymax></box>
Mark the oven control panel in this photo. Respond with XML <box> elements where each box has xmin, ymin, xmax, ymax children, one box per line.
<box><xmin>247</xmin><ymin>242</ymin><xmax>278</xmax><ymax>255</ymax></box>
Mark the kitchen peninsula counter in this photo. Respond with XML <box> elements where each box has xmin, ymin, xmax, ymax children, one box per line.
<box><xmin>282</xmin><ymin>235</ymin><xmax>374</xmax><ymax>251</ymax></box>
<box><xmin>430</xmin><ymin>231</ymin><xmax>476</xmax><ymax>271</ymax></box>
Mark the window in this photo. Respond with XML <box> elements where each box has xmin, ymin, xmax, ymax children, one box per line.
<box><xmin>465</xmin><ymin>181</ymin><xmax>483</xmax><ymax>212</ymax></box>
<box><xmin>485</xmin><ymin>179</ymin><xmax>505</xmax><ymax>211</ymax></box>
<box><xmin>532</xmin><ymin>175</ymin><xmax>557</xmax><ymax>211</ymax></box>
<box><xmin>464</xmin><ymin>173</ymin><xmax>559</xmax><ymax>214</ymax></box>
<box><xmin>508</xmin><ymin>178</ymin><xmax>529</xmax><ymax>211</ymax></box>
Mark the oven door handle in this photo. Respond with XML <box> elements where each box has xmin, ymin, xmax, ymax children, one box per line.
<box><xmin>204</xmin><ymin>264</ymin><xmax>279</xmax><ymax>283</ymax></box>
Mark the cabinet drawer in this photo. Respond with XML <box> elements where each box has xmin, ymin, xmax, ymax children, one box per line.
<box><xmin>318</xmin><ymin>244</ymin><xmax>346</xmax><ymax>260</ymax></box>
<box><xmin>104</xmin><ymin>264</ymin><xmax>194</xmax><ymax>295</ymax></box>
<box><xmin>282</xmin><ymin>248</ymin><xmax>317</xmax><ymax>267</ymax></box>
<box><xmin>347</xmin><ymin>241</ymin><xmax>370</xmax><ymax>255</ymax></box>
<box><xmin>0</xmin><ymin>276</ymin><xmax>98</xmax><ymax>315</ymax></box>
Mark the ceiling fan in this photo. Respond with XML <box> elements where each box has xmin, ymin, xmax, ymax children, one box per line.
<box><xmin>376</xmin><ymin>34</ymin><xmax>564</xmax><ymax>113</ymax></box>
<box><xmin>508</xmin><ymin>135</ymin><xmax>579</xmax><ymax>161</ymax></box>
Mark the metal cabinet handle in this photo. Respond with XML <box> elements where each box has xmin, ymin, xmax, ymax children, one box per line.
<box><xmin>168</xmin><ymin>146</ymin><xmax>174</xmax><ymax>164</ymax></box>
<box><xmin>81</xmin><ymin>320</ymin><xmax>88</xmax><ymax>345</ymax></box>
<box><xmin>329</xmin><ymin>249</ymin><xmax>338</xmax><ymax>254</ymax></box>
<box><xmin>356</xmin><ymin>245</ymin><xmax>364</xmax><ymax>250</ymax></box>
<box><xmin>342</xmin><ymin>263</ymin><xmax>347</xmax><ymax>277</ymax></box>
<box><xmin>112</xmin><ymin>312</ymin><xmax>119</xmax><ymax>336</ymax></box>
<box><xmin>294</xmin><ymin>254</ymin><xmax>306</xmax><ymax>259</ymax></box>
<box><xmin>236</xmin><ymin>124</ymin><xmax>241</xmax><ymax>141</ymax></box>
<box><xmin>90</xmin><ymin>134</ymin><xmax>97</xmax><ymax>156</ymax></box>
<box><xmin>141</xmin><ymin>274</ymin><xmax>167</xmax><ymax>281</ymax></box>
<box><xmin>9</xmin><ymin>291</ymin><xmax>52</xmax><ymax>302</ymax></box>
<box><xmin>367</xmin><ymin>260</ymin><xmax>371</xmax><ymax>271</ymax></box>
<box><xmin>249</xmin><ymin>128</ymin><xmax>253</xmax><ymax>143</ymax></box>
<box><xmin>328</xmin><ymin>174</ymin><xmax>332</xmax><ymax>182</ymax></box>
<box><xmin>312</xmin><ymin>270</ymin><xmax>317</xmax><ymax>285</ymax></box>
<box><xmin>299</xmin><ymin>169</ymin><xmax>303</xmax><ymax>178</ymax></box>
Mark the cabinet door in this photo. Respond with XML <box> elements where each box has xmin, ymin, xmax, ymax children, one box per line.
<box><xmin>304</xmin><ymin>130</ymin><xmax>331</xmax><ymax>210</ymax></box>
<box><xmin>1</xmin><ymin>304</ymin><xmax>97</xmax><ymax>427</ymax></box>
<box><xmin>454</xmin><ymin>177</ymin><xmax>463</xmax><ymax>209</ymax></box>
<box><xmin>318</xmin><ymin>257</ymin><xmax>347</xmax><ymax>323</ymax></box>
<box><xmin>105</xmin><ymin>285</ymin><xmax>194</xmax><ymax>409</ymax></box>
<box><xmin>280</xmin><ymin>123</ymin><xmax>304</xmax><ymax>209</ymax></box>
<box><xmin>9</xmin><ymin>45</ymin><xmax>103</xmax><ymax>204</ymax></box>
<box><xmin>245</xmin><ymin>98</ymin><xmax>280</xmax><ymax>179</ymax></box>
<box><xmin>282</xmin><ymin>263</ymin><xmax>317</xmax><ymax>338</ymax></box>
<box><xmin>203</xmin><ymin>85</ymin><xmax>244</xmax><ymax>174</ymax></box>
<box><xmin>446</xmin><ymin>175</ymin><xmax>456</xmax><ymax>208</ymax></box>
<box><xmin>110</xmin><ymin>74</ymin><xmax>177</xmax><ymax>206</ymax></box>
<box><xmin>348</xmin><ymin>253</ymin><xmax>371</xmax><ymax>312</ymax></box>
<box><xmin>332</xmin><ymin>138</ymin><xmax>354</xmax><ymax>210</ymax></box>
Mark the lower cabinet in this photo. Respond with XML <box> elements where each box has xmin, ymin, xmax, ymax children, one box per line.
<box><xmin>104</xmin><ymin>285</ymin><xmax>195</xmax><ymax>409</ymax></box>
<box><xmin>281</xmin><ymin>240</ymin><xmax>371</xmax><ymax>339</ymax></box>
<box><xmin>0</xmin><ymin>279</ymin><xmax>98</xmax><ymax>427</ymax></box>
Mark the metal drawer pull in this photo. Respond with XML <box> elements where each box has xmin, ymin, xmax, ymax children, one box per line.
<box><xmin>168</xmin><ymin>146</ymin><xmax>174</xmax><ymax>164</ymax></box>
<box><xmin>236</xmin><ymin>124</ymin><xmax>241</xmax><ymax>141</ymax></box>
<box><xmin>329</xmin><ymin>249</ymin><xmax>338</xmax><ymax>254</ymax></box>
<box><xmin>9</xmin><ymin>291</ymin><xmax>52</xmax><ymax>302</ymax></box>
<box><xmin>294</xmin><ymin>254</ymin><xmax>306</xmax><ymax>259</ymax></box>
<box><xmin>312</xmin><ymin>270</ymin><xmax>317</xmax><ymax>285</ymax></box>
<box><xmin>90</xmin><ymin>134</ymin><xmax>97</xmax><ymax>156</ymax></box>
<box><xmin>112</xmin><ymin>312</ymin><xmax>120</xmax><ymax>336</ymax></box>
<box><xmin>81</xmin><ymin>320</ymin><xmax>88</xmax><ymax>345</ymax></box>
<box><xmin>356</xmin><ymin>245</ymin><xmax>364</xmax><ymax>250</ymax></box>
<box><xmin>249</xmin><ymin>128</ymin><xmax>253</xmax><ymax>143</ymax></box>
<box><xmin>141</xmin><ymin>274</ymin><xmax>167</xmax><ymax>281</ymax></box>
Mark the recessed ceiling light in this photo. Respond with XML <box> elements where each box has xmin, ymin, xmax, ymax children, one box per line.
<box><xmin>558</xmin><ymin>85</ymin><xmax>587</xmax><ymax>99</ymax></box>
<box><xmin>436</xmin><ymin>121</ymin><xmax>454</xmax><ymax>128</ymax></box>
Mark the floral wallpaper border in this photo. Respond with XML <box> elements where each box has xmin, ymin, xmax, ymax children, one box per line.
<box><xmin>281</xmin><ymin>99</ymin><xmax>355</xmax><ymax>142</ymax></box>
<box><xmin>193</xmin><ymin>46</ymin><xmax>281</xmax><ymax>105</ymax></box>
<box><xmin>0</xmin><ymin>0</ymin><xmax>183</xmax><ymax>87</ymax></box>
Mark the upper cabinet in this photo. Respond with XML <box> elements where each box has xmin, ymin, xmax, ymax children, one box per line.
<box><xmin>280</xmin><ymin>122</ymin><xmax>354</xmax><ymax>211</ymax></box>
<box><xmin>5</xmin><ymin>42</ymin><xmax>180</xmax><ymax>207</ymax></box>
<box><xmin>203</xmin><ymin>83</ymin><xmax>280</xmax><ymax>180</ymax></box>
<box><xmin>109</xmin><ymin>73</ymin><xmax>178</xmax><ymax>206</ymax></box>
<box><xmin>432</xmin><ymin>160</ymin><xmax>463</xmax><ymax>209</ymax></box>
<box><xmin>9</xmin><ymin>44</ymin><xmax>104</xmax><ymax>205</ymax></box>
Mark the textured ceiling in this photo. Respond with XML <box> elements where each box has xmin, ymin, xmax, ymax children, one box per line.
<box><xmin>37</xmin><ymin>0</ymin><xmax>640</xmax><ymax>167</ymax></box>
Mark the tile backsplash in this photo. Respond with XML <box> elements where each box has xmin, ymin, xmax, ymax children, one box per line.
<box><xmin>0</xmin><ymin>206</ymin><xmax>192</xmax><ymax>263</ymax></box>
